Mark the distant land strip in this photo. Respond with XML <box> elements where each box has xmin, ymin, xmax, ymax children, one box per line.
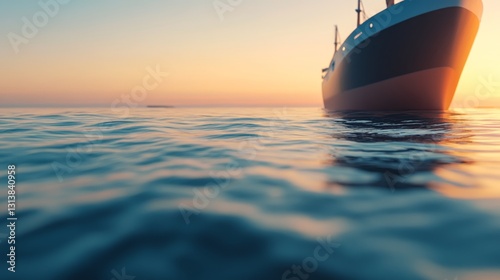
<box><xmin>147</xmin><ymin>105</ymin><xmax>175</xmax><ymax>108</ymax></box>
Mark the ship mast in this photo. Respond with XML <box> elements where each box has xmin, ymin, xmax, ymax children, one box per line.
<box><xmin>334</xmin><ymin>25</ymin><xmax>340</xmax><ymax>53</ymax></box>
<box><xmin>356</xmin><ymin>0</ymin><xmax>362</xmax><ymax>27</ymax></box>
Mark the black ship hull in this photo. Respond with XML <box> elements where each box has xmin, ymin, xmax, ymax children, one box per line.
<box><xmin>322</xmin><ymin>0</ymin><xmax>483</xmax><ymax>111</ymax></box>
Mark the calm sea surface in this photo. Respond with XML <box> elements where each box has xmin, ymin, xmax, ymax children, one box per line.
<box><xmin>1</xmin><ymin>107</ymin><xmax>500</xmax><ymax>280</ymax></box>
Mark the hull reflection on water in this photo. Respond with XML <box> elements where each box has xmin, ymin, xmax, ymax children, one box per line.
<box><xmin>322</xmin><ymin>111</ymin><xmax>474</xmax><ymax>190</ymax></box>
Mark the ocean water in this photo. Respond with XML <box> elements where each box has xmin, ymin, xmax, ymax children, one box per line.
<box><xmin>1</xmin><ymin>107</ymin><xmax>500</xmax><ymax>280</ymax></box>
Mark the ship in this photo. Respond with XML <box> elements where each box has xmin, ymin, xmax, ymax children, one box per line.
<box><xmin>322</xmin><ymin>0</ymin><xmax>483</xmax><ymax>111</ymax></box>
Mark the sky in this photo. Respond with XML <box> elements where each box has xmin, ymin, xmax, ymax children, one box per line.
<box><xmin>0</xmin><ymin>0</ymin><xmax>499</xmax><ymax>107</ymax></box>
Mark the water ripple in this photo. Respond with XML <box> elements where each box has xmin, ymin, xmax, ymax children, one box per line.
<box><xmin>0</xmin><ymin>107</ymin><xmax>500</xmax><ymax>280</ymax></box>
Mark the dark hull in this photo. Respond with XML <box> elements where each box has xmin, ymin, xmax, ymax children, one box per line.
<box><xmin>323</xmin><ymin>6</ymin><xmax>481</xmax><ymax>111</ymax></box>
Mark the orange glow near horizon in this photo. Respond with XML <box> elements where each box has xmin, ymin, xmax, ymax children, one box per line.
<box><xmin>0</xmin><ymin>0</ymin><xmax>499</xmax><ymax>107</ymax></box>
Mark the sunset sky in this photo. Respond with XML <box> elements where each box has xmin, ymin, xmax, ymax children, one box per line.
<box><xmin>1</xmin><ymin>0</ymin><xmax>499</xmax><ymax>107</ymax></box>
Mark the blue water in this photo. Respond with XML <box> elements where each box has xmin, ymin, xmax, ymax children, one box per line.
<box><xmin>1</xmin><ymin>107</ymin><xmax>500</xmax><ymax>280</ymax></box>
